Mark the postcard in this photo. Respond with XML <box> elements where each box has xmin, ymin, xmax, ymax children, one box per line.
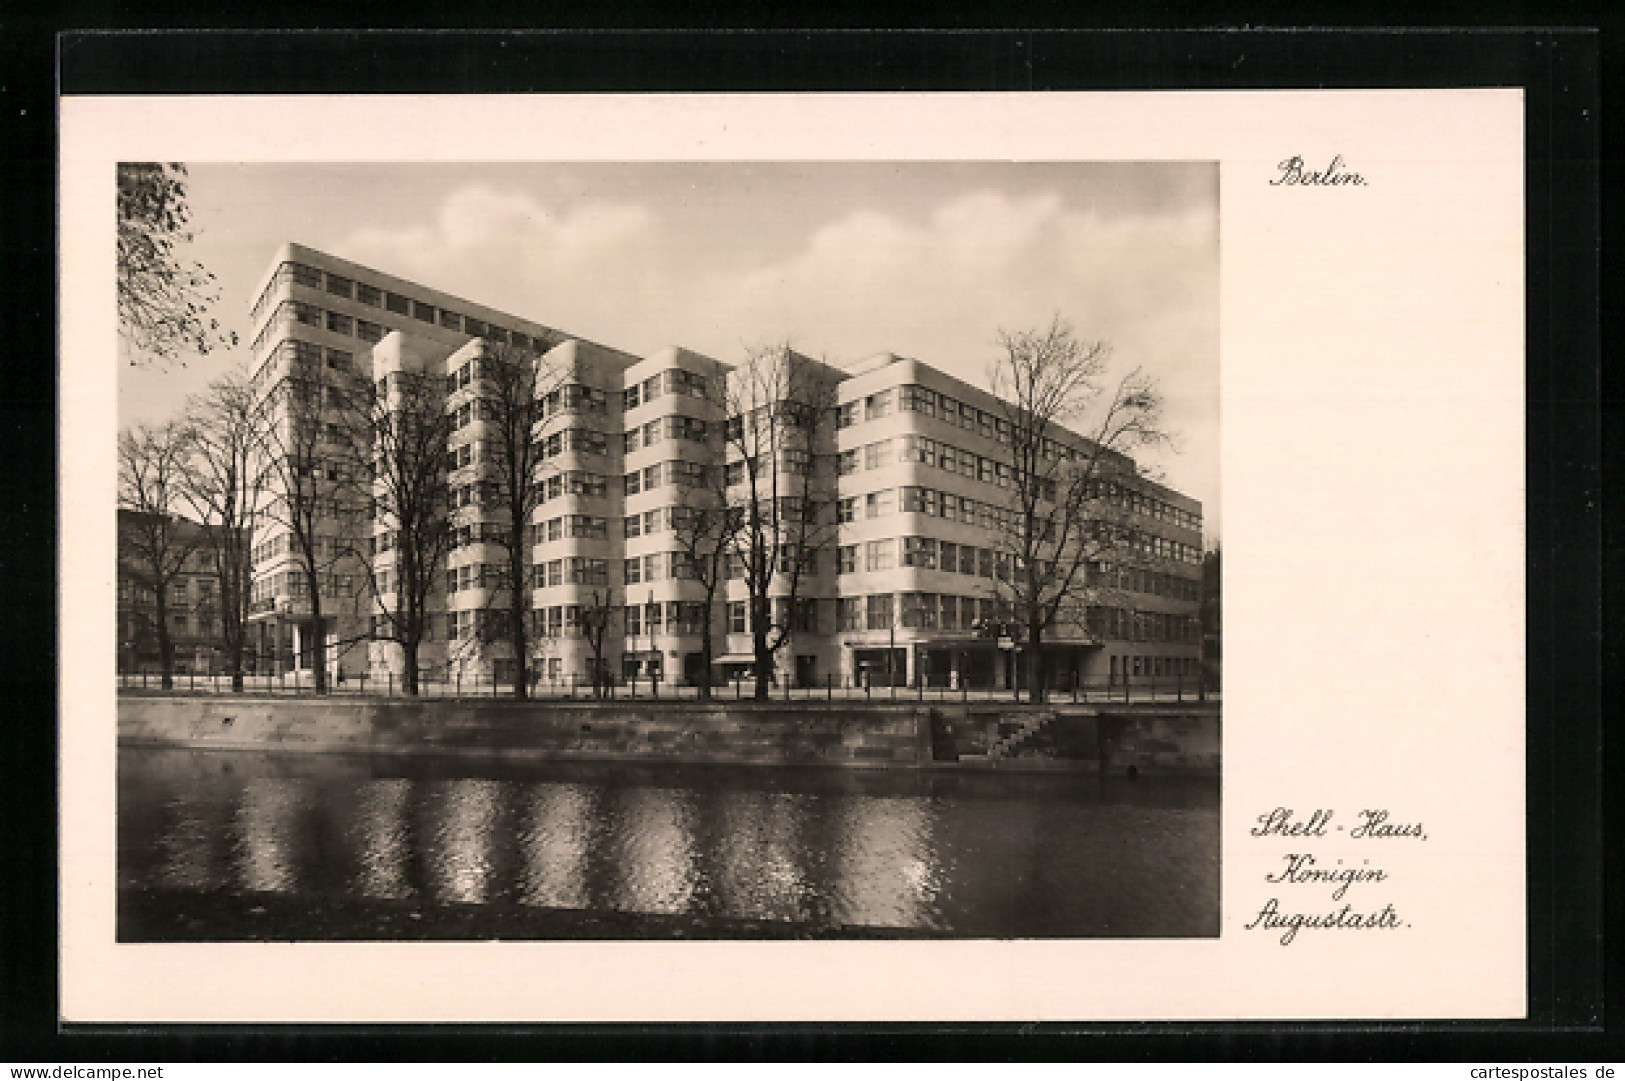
<box><xmin>60</xmin><ymin>89</ymin><xmax>1524</xmax><ymax>1022</ymax></box>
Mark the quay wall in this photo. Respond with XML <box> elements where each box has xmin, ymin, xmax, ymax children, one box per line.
<box><xmin>117</xmin><ymin>696</ymin><xmax>1219</xmax><ymax>773</ymax></box>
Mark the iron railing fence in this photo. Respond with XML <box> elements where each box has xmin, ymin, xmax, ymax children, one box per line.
<box><xmin>117</xmin><ymin>667</ymin><xmax>1219</xmax><ymax>705</ymax></box>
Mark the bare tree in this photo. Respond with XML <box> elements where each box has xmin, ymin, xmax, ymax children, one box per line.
<box><xmin>717</xmin><ymin>345</ymin><xmax>839</xmax><ymax>700</ymax></box>
<box><xmin>118</xmin><ymin>422</ymin><xmax>202</xmax><ymax>689</ymax></box>
<box><xmin>668</xmin><ymin>494</ymin><xmax>741</xmax><ymax>700</ymax></box>
<box><xmin>116</xmin><ymin>163</ymin><xmax>235</xmax><ymax>367</ymax></box>
<box><xmin>252</xmin><ymin>357</ymin><xmax>368</xmax><ymax>693</ymax></box>
<box><xmin>178</xmin><ymin>371</ymin><xmax>266</xmax><ymax>692</ymax></box>
<box><xmin>579</xmin><ymin>585</ymin><xmax>618</xmax><ymax>698</ymax></box>
<box><xmin>989</xmin><ymin>317</ymin><xmax>1169</xmax><ymax>701</ymax></box>
<box><xmin>332</xmin><ymin>361</ymin><xmax>456</xmax><ymax>696</ymax></box>
<box><xmin>464</xmin><ymin>337</ymin><xmax>563</xmax><ymax>698</ymax></box>
<box><xmin>654</xmin><ymin>359</ymin><xmax>735</xmax><ymax>699</ymax></box>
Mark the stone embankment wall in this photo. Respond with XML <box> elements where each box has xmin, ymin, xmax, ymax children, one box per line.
<box><xmin>117</xmin><ymin>696</ymin><xmax>930</xmax><ymax>767</ymax></box>
<box><xmin>118</xmin><ymin>696</ymin><xmax>1219</xmax><ymax>774</ymax></box>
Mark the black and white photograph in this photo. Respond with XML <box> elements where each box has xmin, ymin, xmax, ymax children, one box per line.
<box><xmin>113</xmin><ymin>160</ymin><xmax>1221</xmax><ymax>944</ymax></box>
<box><xmin>58</xmin><ymin>88</ymin><xmax>1532</xmax><ymax>1024</ymax></box>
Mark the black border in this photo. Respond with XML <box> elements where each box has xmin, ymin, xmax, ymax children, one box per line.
<box><xmin>4</xmin><ymin>26</ymin><xmax>1611</xmax><ymax>1062</ymax></box>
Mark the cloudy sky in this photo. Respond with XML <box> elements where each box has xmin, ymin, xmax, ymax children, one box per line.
<box><xmin>120</xmin><ymin>161</ymin><xmax>1218</xmax><ymax>539</ymax></box>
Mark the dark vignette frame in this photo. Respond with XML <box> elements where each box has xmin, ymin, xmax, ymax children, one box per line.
<box><xmin>7</xmin><ymin>26</ymin><xmax>1605</xmax><ymax>1063</ymax></box>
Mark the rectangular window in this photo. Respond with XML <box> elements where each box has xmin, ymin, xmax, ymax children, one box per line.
<box><xmin>865</xmin><ymin>539</ymin><xmax>895</xmax><ymax>572</ymax></box>
<box><xmin>624</xmin><ymin>605</ymin><xmax>641</xmax><ymax>638</ymax></box>
<box><xmin>643</xmin><ymin>553</ymin><xmax>664</xmax><ymax>581</ymax></box>
<box><xmin>901</xmin><ymin>592</ymin><xmax>938</xmax><ymax>630</ymax></box>
<box><xmin>356</xmin><ymin>282</ymin><xmax>382</xmax><ymax>307</ymax></box>
<box><xmin>838</xmin><ymin>544</ymin><xmax>858</xmax><ymax>574</ymax></box>
<box><xmin>624</xmin><ymin>514</ymin><xmax>642</xmax><ymax>539</ymax></box>
<box><xmin>384</xmin><ymin>292</ymin><xmax>410</xmax><ymax>316</ymax></box>
<box><xmin>837</xmin><ymin>497</ymin><xmax>857</xmax><ymax>523</ymax></box>
<box><xmin>865</xmin><ymin>390</ymin><xmax>893</xmax><ymax>422</ymax></box>
<box><xmin>624</xmin><ymin>471</ymin><xmax>641</xmax><ymax>496</ymax></box>
<box><xmin>901</xmin><ymin>536</ymin><xmax>937</xmax><ymax>570</ymax></box>
<box><xmin>324</xmin><ymin>273</ymin><xmax>353</xmax><ymax>299</ymax></box>
<box><xmin>728</xmin><ymin>601</ymin><xmax>747</xmax><ymax>634</ymax></box>
<box><xmin>438</xmin><ymin>309</ymin><xmax>462</xmax><ymax>331</ymax></box>
<box><xmin>355</xmin><ymin>320</ymin><xmax>383</xmax><ymax>343</ymax></box>
<box><xmin>866</xmin><ymin>593</ymin><xmax>894</xmax><ymax>631</ymax></box>
<box><xmin>838</xmin><ymin>450</ymin><xmax>858</xmax><ymax>476</ymax></box>
<box><xmin>642</xmin><ymin>464</ymin><xmax>663</xmax><ymax>490</ymax></box>
<box><xmin>837</xmin><ymin>401</ymin><xmax>858</xmax><ymax>429</ymax></box>
<box><xmin>864</xmin><ymin>440</ymin><xmax>893</xmax><ymax>470</ymax></box>
<box><xmin>411</xmin><ymin>300</ymin><xmax>436</xmax><ymax>323</ymax></box>
<box><xmin>837</xmin><ymin>597</ymin><xmax>863</xmax><ymax>632</ymax></box>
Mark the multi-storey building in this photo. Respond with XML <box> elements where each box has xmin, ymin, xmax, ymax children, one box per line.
<box><xmin>117</xmin><ymin>509</ymin><xmax>250</xmax><ymax>676</ymax></box>
<box><xmin>246</xmin><ymin>242</ymin><xmax>602</xmax><ymax>681</ymax></box>
<box><xmin>246</xmin><ymin>244</ymin><xmax>1204</xmax><ymax>690</ymax></box>
<box><xmin>832</xmin><ymin>354</ymin><xmax>1204</xmax><ymax>690</ymax></box>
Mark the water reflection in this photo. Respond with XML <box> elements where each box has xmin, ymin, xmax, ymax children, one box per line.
<box><xmin>832</xmin><ymin>797</ymin><xmax>939</xmax><ymax>929</ymax></box>
<box><xmin>604</xmin><ymin>787</ymin><xmax>700</xmax><ymax>916</ymax></box>
<box><xmin>711</xmin><ymin>791</ymin><xmax>811</xmax><ymax>922</ymax></box>
<box><xmin>120</xmin><ymin>749</ymin><xmax>1219</xmax><ymax>938</ymax></box>
<box><xmin>232</xmin><ymin>778</ymin><xmax>309</xmax><ymax>894</ymax></box>
<box><xmin>518</xmin><ymin>784</ymin><xmax>596</xmax><ymax>910</ymax></box>
<box><xmin>350</xmin><ymin>778</ymin><xmax>414</xmax><ymax>901</ymax></box>
<box><xmin>421</xmin><ymin>779</ymin><xmax>505</xmax><ymax>905</ymax></box>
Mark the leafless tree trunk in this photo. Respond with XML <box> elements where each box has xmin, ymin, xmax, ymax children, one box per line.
<box><xmin>252</xmin><ymin>360</ymin><xmax>369</xmax><ymax>694</ymax></box>
<box><xmin>119</xmin><ymin>422</ymin><xmax>201</xmax><ymax>690</ymax></box>
<box><xmin>670</xmin><ymin>497</ymin><xmax>739</xmax><ymax>701</ymax></box>
<box><xmin>579</xmin><ymin>586</ymin><xmax>618</xmax><ymax>698</ymax></box>
<box><xmin>331</xmin><ymin>363</ymin><xmax>456</xmax><ymax>696</ymax></box>
<box><xmin>716</xmin><ymin>345</ymin><xmax>839</xmax><ymax>700</ymax></box>
<box><xmin>179</xmin><ymin>371</ymin><xmax>266</xmax><ymax>693</ymax></box>
<box><xmin>989</xmin><ymin>317</ymin><xmax>1168</xmax><ymax>702</ymax></box>
<box><xmin>466</xmin><ymin>338</ymin><xmax>563</xmax><ymax>698</ymax></box>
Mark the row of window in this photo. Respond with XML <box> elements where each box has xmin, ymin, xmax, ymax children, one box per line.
<box><xmin>623</xmin><ymin>367</ymin><xmax>709</xmax><ymax>411</ymax></box>
<box><xmin>117</xmin><ymin>577</ymin><xmax>218</xmax><ymax>606</ymax></box>
<box><xmin>623</xmin><ymin>601</ymin><xmax>712</xmax><ymax>637</ymax></box>
<box><xmin>841</xmin><ymin>384</ymin><xmax>1077</xmax><ymax>467</ymax></box>
<box><xmin>253</xmin><ymin>339</ymin><xmax>356</xmax><ymax>391</ymax></box>
<box><xmin>1086</xmin><ymin>607</ymin><xmax>1202</xmax><ymax>644</ymax></box>
<box><xmin>250</xmin><ymin>569</ymin><xmax>363</xmax><ymax>601</ymax></box>
<box><xmin>624</xmin><ymin>414</ymin><xmax>710</xmax><ymax>453</ymax></box>
<box><xmin>624</xmin><ymin>459</ymin><xmax>709</xmax><ymax>494</ymax></box>
<box><xmin>1096</xmin><ymin>563</ymin><xmax>1202</xmax><ymax>602</ymax></box>
<box><xmin>839</xmin><ymin>385</ymin><xmax>1006</xmax><ymax>440</ymax></box>
<box><xmin>255</xmin><ymin>261</ymin><xmax>548</xmax><ymax>353</ymax></box>
<box><xmin>540</xmin><ymin>427</ymin><xmax>610</xmax><ymax>458</ymax></box>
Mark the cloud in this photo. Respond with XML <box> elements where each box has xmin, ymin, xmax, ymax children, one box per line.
<box><xmin>338</xmin><ymin>186</ymin><xmax>659</xmax><ymax>340</ymax></box>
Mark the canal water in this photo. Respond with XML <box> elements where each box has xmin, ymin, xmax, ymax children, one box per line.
<box><xmin>119</xmin><ymin>747</ymin><xmax>1219</xmax><ymax>939</ymax></box>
